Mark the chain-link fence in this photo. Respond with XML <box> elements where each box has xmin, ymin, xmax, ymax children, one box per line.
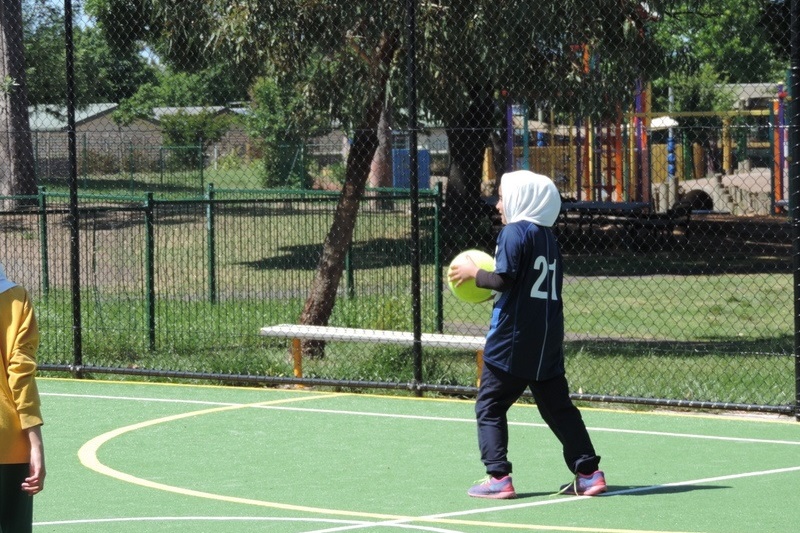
<box><xmin>1</xmin><ymin>0</ymin><xmax>796</xmax><ymax>415</ymax></box>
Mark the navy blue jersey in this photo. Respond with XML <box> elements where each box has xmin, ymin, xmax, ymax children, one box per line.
<box><xmin>482</xmin><ymin>220</ymin><xmax>565</xmax><ymax>380</ymax></box>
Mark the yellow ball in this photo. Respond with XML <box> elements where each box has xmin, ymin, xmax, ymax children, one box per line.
<box><xmin>448</xmin><ymin>249</ymin><xmax>496</xmax><ymax>303</ymax></box>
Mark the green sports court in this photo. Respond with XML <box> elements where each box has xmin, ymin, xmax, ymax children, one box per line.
<box><xmin>34</xmin><ymin>378</ymin><xmax>800</xmax><ymax>533</ymax></box>
<box><xmin>7</xmin><ymin>2</ymin><xmax>800</xmax><ymax>531</ymax></box>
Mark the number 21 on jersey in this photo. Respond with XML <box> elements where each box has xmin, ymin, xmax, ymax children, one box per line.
<box><xmin>530</xmin><ymin>255</ymin><xmax>558</xmax><ymax>300</ymax></box>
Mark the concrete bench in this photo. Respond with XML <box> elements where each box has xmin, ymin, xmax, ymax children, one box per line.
<box><xmin>260</xmin><ymin>324</ymin><xmax>486</xmax><ymax>383</ymax></box>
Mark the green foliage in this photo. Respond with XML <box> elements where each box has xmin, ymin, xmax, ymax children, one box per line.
<box><xmin>86</xmin><ymin>0</ymin><xmax>219</xmax><ymax>71</ymax></box>
<box><xmin>157</xmin><ymin>110</ymin><xmax>230</xmax><ymax>168</ymax></box>
<box><xmin>84</xmin><ymin>0</ymin><xmax>151</xmax><ymax>49</ymax></box>
<box><xmin>245</xmin><ymin>77</ymin><xmax>287</xmax><ymax>143</ymax></box>
<box><xmin>651</xmin><ymin>64</ymin><xmax>737</xmax><ymax>147</ymax></box>
<box><xmin>653</xmin><ymin>0</ymin><xmax>786</xmax><ymax>84</ymax></box>
<box><xmin>114</xmin><ymin>72</ymin><xmax>210</xmax><ymax>124</ymax></box>
<box><xmin>0</xmin><ymin>76</ymin><xmax>19</xmax><ymax>94</ymax></box>
<box><xmin>323</xmin><ymin>162</ymin><xmax>347</xmax><ymax>187</ymax></box>
<box><xmin>246</xmin><ymin>76</ymin><xmax>315</xmax><ymax>189</ymax></box>
<box><xmin>24</xmin><ymin>3</ymin><xmax>157</xmax><ymax>106</ymax></box>
<box><xmin>760</xmin><ymin>0</ymin><xmax>790</xmax><ymax>59</ymax></box>
<box><xmin>22</xmin><ymin>0</ymin><xmax>64</xmax><ymax>106</ymax></box>
<box><xmin>160</xmin><ymin>110</ymin><xmax>230</xmax><ymax>147</ymax></box>
<box><xmin>53</xmin><ymin>1</ymin><xmax>673</xmax><ymax>127</ymax></box>
<box><xmin>73</xmin><ymin>26</ymin><xmax>158</xmax><ymax>103</ymax></box>
<box><xmin>653</xmin><ymin>65</ymin><xmax>735</xmax><ymax>114</ymax></box>
<box><xmin>214</xmin><ymin>151</ymin><xmax>247</xmax><ymax>172</ymax></box>
<box><xmin>114</xmin><ymin>68</ymin><xmax>232</xmax><ymax>125</ymax></box>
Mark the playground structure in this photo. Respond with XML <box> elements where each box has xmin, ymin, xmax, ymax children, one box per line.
<box><xmin>484</xmin><ymin>84</ymin><xmax>790</xmax><ymax>216</ymax></box>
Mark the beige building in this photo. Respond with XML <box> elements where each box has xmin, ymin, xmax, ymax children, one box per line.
<box><xmin>30</xmin><ymin>104</ymin><xmax>251</xmax><ymax>179</ymax></box>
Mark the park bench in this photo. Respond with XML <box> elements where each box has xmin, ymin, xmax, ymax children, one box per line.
<box><xmin>260</xmin><ymin>324</ymin><xmax>486</xmax><ymax>383</ymax></box>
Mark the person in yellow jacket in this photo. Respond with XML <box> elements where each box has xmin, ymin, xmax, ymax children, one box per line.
<box><xmin>1</xmin><ymin>262</ymin><xmax>45</xmax><ymax>533</ymax></box>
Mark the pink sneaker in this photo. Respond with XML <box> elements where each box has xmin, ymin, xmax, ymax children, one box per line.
<box><xmin>558</xmin><ymin>470</ymin><xmax>607</xmax><ymax>496</ymax></box>
<box><xmin>467</xmin><ymin>475</ymin><xmax>517</xmax><ymax>499</ymax></box>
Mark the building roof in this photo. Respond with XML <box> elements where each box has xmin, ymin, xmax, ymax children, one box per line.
<box><xmin>28</xmin><ymin>104</ymin><xmax>241</xmax><ymax>131</ymax></box>
<box><xmin>151</xmin><ymin>106</ymin><xmax>229</xmax><ymax>121</ymax></box>
<box><xmin>724</xmin><ymin>83</ymin><xmax>782</xmax><ymax>109</ymax></box>
<box><xmin>28</xmin><ymin>103</ymin><xmax>118</xmax><ymax>131</ymax></box>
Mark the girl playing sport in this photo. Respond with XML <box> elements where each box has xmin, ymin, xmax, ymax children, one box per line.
<box><xmin>449</xmin><ymin>170</ymin><xmax>606</xmax><ymax>499</ymax></box>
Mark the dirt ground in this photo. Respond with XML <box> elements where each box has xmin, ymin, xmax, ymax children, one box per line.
<box><xmin>553</xmin><ymin>209</ymin><xmax>791</xmax><ymax>277</ymax></box>
<box><xmin>689</xmin><ymin>212</ymin><xmax>791</xmax><ymax>254</ymax></box>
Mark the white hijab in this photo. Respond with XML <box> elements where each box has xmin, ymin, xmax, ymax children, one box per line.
<box><xmin>0</xmin><ymin>262</ymin><xmax>17</xmax><ymax>294</ymax></box>
<box><xmin>500</xmin><ymin>170</ymin><xmax>561</xmax><ymax>227</ymax></box>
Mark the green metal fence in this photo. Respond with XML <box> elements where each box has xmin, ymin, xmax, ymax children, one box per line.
<box><xmin>33</xmin><ymin>138</ymin><xmax>206</xmax><ymax>194</ymax></box>
<box><xmin>0</xmin><ymin>185</ymin><xmax>794</xmax><ymax>414</ymax></box>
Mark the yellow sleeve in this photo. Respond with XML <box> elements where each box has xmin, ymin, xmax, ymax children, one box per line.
<box><xmin>7</xmin><ymin>290</ymin><xmax>43</xmax><ymax>429</ymax></box>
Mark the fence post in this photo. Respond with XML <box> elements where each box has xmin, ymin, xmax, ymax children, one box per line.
<box><xmin>81</xmin><ymin>133</ymin><xmax>87</xmax><ymax>188</ymax></box>
<box><xmin>129</xmin><ymin>143</ymin><xmax>135</xmax><ymax>192</ymax></box>
<box><xmin>206</xmin><ymin>183</ymin><xmax>217</xmax><ymax>304</ymax></box>
<box><xmin>198</xmin><ymin>143</ymin><xmax>204</xmax><ymax>192</ymax></box>
<box><xmin>37</xmin><ymin>187</ymin><xmax>49</xmax><ymax>298</ymax></box>
<box><xmin>33</xmin><ymin>132</ymin><xmax>38</xmax><ymax>179</ymax></box>
<box><xmin>789</xmin><ymin>0</ymin><xmax>800</xmax><ymax>421</ymax></box>
<box><xmin>144</xmin><ymin>192</ymin><xmax>156</xmax><ymax>351</ymax></box>
<box><xmin>64</xmin><ymin>0</ymin><xmax>82</xmax><ymax>375</ymax></box>
<box><xmin>344</xmin><ymin>244</ymin><xmax>354</xmax><ymax>299</ymax></box>
<box><xmin>682</xmin><ymin>132</ymin><xmax>692</xmax><ymax>182</ymax></box>
<box><xmin>406</xmin><ymin>0</ymin><xmax>423</xmax><ymax>394</ymax></box>
<box><xmin>434</xmin><ymin>182</ymin><xmax>443</xmax><ymax>332</ymax></box>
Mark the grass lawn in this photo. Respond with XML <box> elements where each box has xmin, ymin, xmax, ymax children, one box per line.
<box><xmin>7</xmin><ymin>180</ymin><xmax>793</xmax><ymax>408</ymax></box>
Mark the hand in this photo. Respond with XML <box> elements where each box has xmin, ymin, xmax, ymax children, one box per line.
<box><xmin>21</xmin><ymin>425</ymin><xmax>45</xmax><ymax>495</ymax></box>
<box><xmin>448</xmin><ymin>255</ymin><xmax>479</xmax><ymax>287</ymax></box>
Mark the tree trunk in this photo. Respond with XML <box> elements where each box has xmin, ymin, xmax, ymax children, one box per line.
<box><xmin>368</xmin><ymin>104</ymin><xmax>393</xmax><ymax>210</ymax></box>
<box><xmin>443</xmin><ymin>86</ymin><xmax>496</xmax><ymax>257</ymax></box>
<box><xmin>0</xmin><ymin>0</ymin><xmax>36</xmax><ymax>207</ymax></box>
<box><xmin>298</xmin><ymin>31</ymin><xmax>399</xmax><ymax>358</ymax></box>
<box><xmin>368</xmin><ymin>104</ymin><xmax>393</xmax><ymax>188</ymax></box>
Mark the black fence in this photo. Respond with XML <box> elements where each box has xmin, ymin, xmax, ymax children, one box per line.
<box><xmin>1</xmin><ymin>0</ymin><xmax>797</xmax><ymax>416</ymax></box>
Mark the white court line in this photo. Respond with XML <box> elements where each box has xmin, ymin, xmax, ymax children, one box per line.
<box><xmin>251</xmin><ymin>405</ymin><xmax>800</xmax><ymax>447</ymax></box>
<box><xmin>34</xmin><ymin>516</ymin><xmax>464</xmax><ymax>532</ymax></box>
<box><xmin>300</xmin><ymin>465</ymin><xmax>800</xmax><ymax>533</ymax></box>
<box><xmin>41</xmin><ymin>392</ymin><xmax>800</xmax><ymax>447</ymax></box>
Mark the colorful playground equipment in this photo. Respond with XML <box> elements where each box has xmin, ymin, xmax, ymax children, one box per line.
<box><xmin>487</xmin><ymin>82</ymin><xmax>790</xmax><ymax>215</ymax></box>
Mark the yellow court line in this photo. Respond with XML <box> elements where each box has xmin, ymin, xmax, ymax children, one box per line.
<box><xmin>76</xmin><ymin>390</ymin><xmax>706</xmax><ymax>533</ymax></box>
<box><xmin>78</xmin><ymin>393</ymin><xmax>411</xmax><ymax>521</ymax></box>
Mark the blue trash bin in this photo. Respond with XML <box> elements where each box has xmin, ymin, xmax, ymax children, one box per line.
<box><xmin>391</xmin><ymin>149</ymin><xmax>430</xmax><ymax>189</ymax></box>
